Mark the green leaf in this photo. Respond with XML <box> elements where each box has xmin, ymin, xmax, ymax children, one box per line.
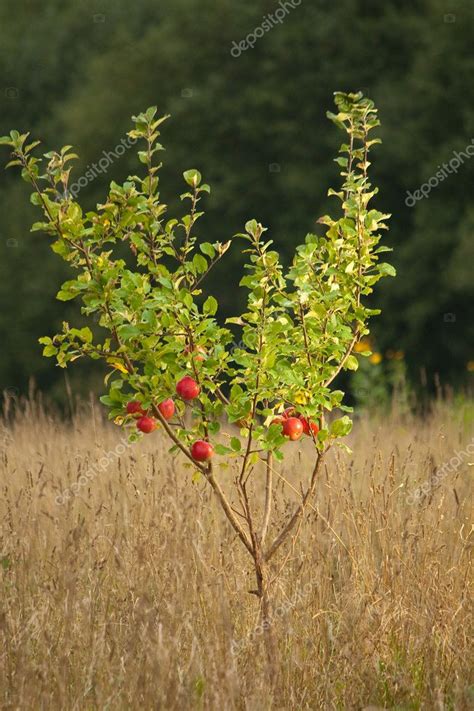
<box><xmin>42</xmin><ymin>345</ymin><xmax>57</xmax><ymax>357</ymax></box>
<box><xmin>326</xmin><ymin>111</ymin><xmax>346</xmax><ymax>130</ymax></box>
<box><xmin>117</xmin><ymin>324</ymin><xmax>141</xmax><ymax>341</ymax></box>
<box><xmin>200</xmin><ymin>242</ymin><xmax>216</xmax><ymax>259</ymax></box>
<box><xmin>145</xmin><ymin>106</ymin><xmax>158</xmax><ymax>121</ymax></box>
<box><xmin>378</xmin><ymin>262</ymin><xmax>396</xmax><ymax>277</ymax></box>
<box><xmin>245</xmin><ymin>219</ymin><xmax>258</xmax><ymax>236</ymax></box>
<box><xmin>230</xmin><ymin>383</ymin><xmax>244</xmax><ymax>400</ymax></box>
<box><xmin>214</xmin><ymin>443</ymin><xmax>233</xmax><ymax>456</ymax></box>
<box><xmin>78</xmin><ymin>327</ymin><xmax>93</xmax><ymax>343</ymax></box>
<box><xmin>344</xmin><ymin>355</ymin><xmax>359</xmax><ymax>371</ymax></box>
<box><xmin>230</xmin><ymin>437</ymin><xmax>241</xmax><ymax>452</ymax></box>
<box><xmin>330</xmin><ymin>416</ymin><xmax>353</xmax><ymax>438</ymax></box>
<box><xmin>192</xmin><ymin>253</ymin><xmax>208</xmax><ymax>274</ymax></box>
<box><xmin>56</xmin><ymin>289</ymin><xmax>77</xmax><ymax>301</ymax></box>
<box><xmin>208</xmin><ymin>421</ymin><xmax>221</xmax><ymax>435</ymax></box>
<box><xmin>183</xmin><ymin>169</ymin><xmax>202</xmax><ymax>187</ymax></box>
<box><xmin>157</xmin><ymin>276</ymin><xmax>172</xmax><ymax>289</ymax></box>
<box><xmin>203</xmin><ymin>295</ymin><xmax>218</xmax><ymax>316</ymax></box>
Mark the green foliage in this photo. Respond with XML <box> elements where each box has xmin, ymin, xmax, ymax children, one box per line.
<box><xmin>1</xmin><ymin>92</ymin><xmax>393</xmax><ymax>463</ymax></box>
<box><xmin>0</xmin><ymin>0</ymin><xmax>472</xmax><ymax>396</ymax></box>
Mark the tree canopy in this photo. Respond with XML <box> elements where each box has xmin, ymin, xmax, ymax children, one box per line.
<box><xmin>1</xmin><ymin>0</ymin><xmax>473</xmax><ymax>399</ymax></box>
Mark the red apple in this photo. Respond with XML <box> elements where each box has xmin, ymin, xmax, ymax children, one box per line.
<box><xmin>176</xmin><ymin>375</ymin><xmax>200</xmax><ymax>400</ymax></box>
<box><xmin>300</xmin><ymin>417</ymin><xmax>319</xmax><ymax>437</ymax></box>
<box><xmin>126</xmin><ymin>400</ymin><xmax>146</xmax><ymax>417</ymax></box>
<box><xmin>300</xmin><ymin>417</ymin><xmax>310</xmax><ymax>435</ymax></box>
<box><xmin>282</xmin><ymin>417</ymin><xmax>304</xmax><ymax>441</ymax></box>
<box><xmin>191</xmin><ymin>440</ymin><xmax>214</xmax><ymax>462</ymax></box>
<box><xmin>158</xmin><ymin>398</ymin><xmax>175</xmax><ymax>420</ymax></box>
<box><xmin>136</xmin><ymin>416</ymin><xmax>156</xmax><ymax>434</ymax></box>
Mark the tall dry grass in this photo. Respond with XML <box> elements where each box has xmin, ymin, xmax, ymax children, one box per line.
<box><xmin>0</xmin><ymin>395</ymin><xmax>472</xmax><ymax>710</ymax></box>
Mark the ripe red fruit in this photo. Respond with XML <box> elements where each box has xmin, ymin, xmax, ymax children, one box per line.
<box><xmin>282</xmin><ymin>417</ymin><xmax>304</xmax><ymax>441</ymax></box>
<box><xmin>126</xmin><ymin>400</ymin><xmax>146</xmax><ymax>417</ymax></box>
<box><xmin>300</xmin><ymin>417</ymin><xmax>319</xmax><ymax>437</ymax></box>
<box><xmin>176</xmin><ymin>375</ymin><xmax>200</xmax><ymax>400</ymax></box>
<box><xmin>271</xmin><ymin>416</ymin><xmax>285</xmax><ymax>428</ymax></box>
<box><xmin>136</xmin><ymin>416</ymin><xmax>156</xmax><ymax>434</ymax></box>
<box><xmin>157</xmin><ymin>398</ymin><xmax>175</xmax><ymax>420</ymax></box>
<box><xmin>191</xmin><ymin>440</ymin><xmax>214</xmax><ymax>462</ymax></box>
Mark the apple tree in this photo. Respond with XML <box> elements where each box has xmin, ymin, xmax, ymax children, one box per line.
<box><xmin>0</xmin><ymin>91</ymin><xmax>394</xmax><ymax>667</ymax></box>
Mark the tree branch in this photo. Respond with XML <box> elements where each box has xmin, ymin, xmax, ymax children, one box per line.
<box><xmin>264</xmin><ymin>449</ymin><xmax>326</xmax><ymax>562</ymax></box>
<box><xmin>151</xmin><ymin>403</ymin><xmax>254</xmax><ymax>556</ymax></box>
<box><xmin>322</xmin><ymin>329</ymin><xmax>360</xmax><ymax>389</ymax></box>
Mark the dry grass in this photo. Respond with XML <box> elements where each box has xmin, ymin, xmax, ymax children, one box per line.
<box><xmin>0</xmin><ymin>396</ymin><xmax>472</xmax><ymax>710</ymax></box>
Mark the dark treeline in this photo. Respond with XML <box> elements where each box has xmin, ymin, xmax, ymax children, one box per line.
<box><xmin>0</xmin><ymin>0</ymin><xmax>473</xmax><ymax>401</ymax></box>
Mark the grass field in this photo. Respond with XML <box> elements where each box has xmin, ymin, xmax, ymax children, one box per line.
<box><xmin>0</xmin><ymin>396</ymin><xmax>472</xmax><ymax>710</ymax></box>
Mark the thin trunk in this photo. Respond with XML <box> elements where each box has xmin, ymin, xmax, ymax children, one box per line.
<box><xmin>255</xmin><ymin>558</ymin><xmax>278</xmax><ymax>686</ymax></box>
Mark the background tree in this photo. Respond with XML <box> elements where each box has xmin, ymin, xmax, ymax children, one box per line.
<box><xmin>0</xmin><ymin>0</ymin><xmax>473</xmax><ymax>400</ymax></box>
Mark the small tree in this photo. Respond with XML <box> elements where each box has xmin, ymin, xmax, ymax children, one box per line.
<box><xmin>1</xmin><ymin>91</ymin><xmax>394</xmax><ymax>668</ymax></box>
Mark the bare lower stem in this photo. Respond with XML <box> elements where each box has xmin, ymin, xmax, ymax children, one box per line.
<box><xmin>255</xmin><ymin>559</ymin><xmax>278</xmax><ymax>685</ymax></box>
